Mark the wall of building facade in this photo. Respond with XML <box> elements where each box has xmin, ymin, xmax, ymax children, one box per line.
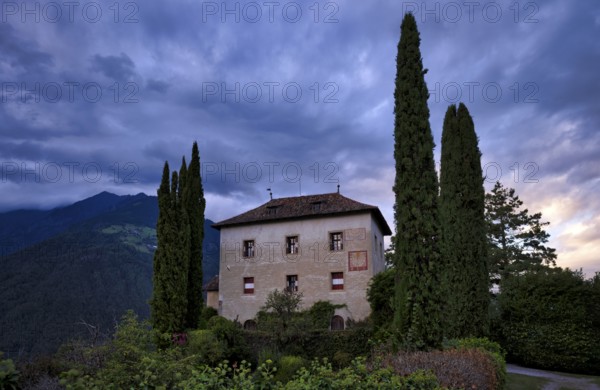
<box><xmin>217</xmin><ymin>212</ymin><xmax>387</xmax><ymax>325</ymax></box>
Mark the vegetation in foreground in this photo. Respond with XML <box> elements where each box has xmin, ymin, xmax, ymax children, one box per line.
<box><xmin>2</xmin><ymin>310</ymin><xmax>506</xmax><ymax>390</ymax></box>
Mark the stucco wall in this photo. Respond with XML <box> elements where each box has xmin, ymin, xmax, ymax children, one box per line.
<box><xmin>218</xmin><ymin>212</ymin><xmax>387</xmax><ymax>324</ymax></box>
<box><xmin>206</xmin><ymin>291</ymin><xmax>219</xmax><ymax>311</ymax></box>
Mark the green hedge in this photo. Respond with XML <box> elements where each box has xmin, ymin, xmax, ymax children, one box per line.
<box><xmin>495</xmin><ymin>269</ymin><xmax>600</xmax><ymax>375</ymax></box>
<box><xmin>242</xmin><ymin>326</ymin><xmax>373</xmax><ymax>365</ymax></box>
<box><xmin>501</xmin><ymin>321</ymin><xmax>600</xmax><ymax>374</ymax></box>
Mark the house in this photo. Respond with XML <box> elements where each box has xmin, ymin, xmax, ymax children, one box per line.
<box><xmin>204</xmin><ymin>275</ymin><xmax>220</xmax><ymax>310</ymax></box>
<box><xmin>211</xmin><ymin>192</ymin><xmax>392</xmax><ymax>330</ymax></box>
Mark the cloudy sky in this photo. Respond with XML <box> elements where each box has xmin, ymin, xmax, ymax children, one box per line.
<box><xmin>1</xmin><ymin>0</ymin><xmax>599</xmax><ymax>275</ymax></box>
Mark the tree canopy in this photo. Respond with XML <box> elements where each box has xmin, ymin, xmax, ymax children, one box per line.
<box><xmin>485</xmin><ymin>181</ymin><xmax>557</xmax><ymax>288</ymax></box>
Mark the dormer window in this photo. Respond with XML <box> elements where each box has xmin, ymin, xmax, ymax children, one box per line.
<box><xmin>312</xmin><ymin>202</ymin><xmax>322</xmax><ymax>212</ymax></box>
<box><xmin>267</xmin><ymin>206</ymin><xmax>278</xmax><ymax>216</ymax></box>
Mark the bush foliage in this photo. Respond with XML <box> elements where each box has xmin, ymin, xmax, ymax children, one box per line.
<box><xmin>4</xmin><ymin>309</ymin><xmax>506</xmax><ymax>390</ymax></box>
<box><xmin>375</xmin><ymin>347</ymin><xmax>503</xmax><ymax>390</ymax></box>
<box><xmin>0</xmin><ymin>352</ymin><xmax>20</xmax><ymax>390</ymax></box>
<box><xmin>495</xmin><ymin>268</ymin><xmax>600</xmax><ymax>374</ymax></box>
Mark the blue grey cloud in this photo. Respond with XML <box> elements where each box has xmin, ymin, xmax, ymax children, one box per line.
<box><xmin>0</xmin><ymin>0</ymin><xmax>599</xmax><ymax>274</ymax></box>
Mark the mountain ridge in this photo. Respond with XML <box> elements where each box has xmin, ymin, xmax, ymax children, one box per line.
<box><xmin>0</xmin><ymin>191</ymin><xmax>219</xmax><ymax>359</ymax></box>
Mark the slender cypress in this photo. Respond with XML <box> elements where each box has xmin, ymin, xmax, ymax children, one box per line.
<box><xmin>440</xmin><ymin>103</ymin><xmax>489</xmax><ymax>338</ymax></box>
<box><xmin>392</xmin><ymin>13</ymin><xmax>442</xmax><ymax>348</ymax></box>
<box><xmin>166</xmin><ymin>170</ymin><xmax>189</xmax><ymax>332</ymax></box>
<box><xmin>151</xmin><ymin>162</ymin><xmax>172</xmax><ymax>334</ymax></box>
<box><xmin>185</xmin><ymin>142</ymin><xmax>205</xmax><ymax>328</ymax></box>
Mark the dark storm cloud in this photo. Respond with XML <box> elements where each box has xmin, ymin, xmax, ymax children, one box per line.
<box><xmin>0</xmin><ymin>24</ymin><xmax>53</xmax><ymax>72</ymax></box>
<box><xmin>1</xmin><ymin>0</ymin><xmax>599</xmax><ymax>272</ymax></box>
<box><xmin>90</xmin><ymin>53</ymin><xmax>137</xmax><ymax>82</ymax></box>
<box><xmin>146</xmin><ymin>79</ymin><xmax>170</xmax><ymax>94</ymax></box>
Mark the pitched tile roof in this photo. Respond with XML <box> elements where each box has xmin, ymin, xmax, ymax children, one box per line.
<box><xmin>203</xmin><ymin>275</ymin><xmax>219</xmax><ymax>292</ymax></box>
<box><xmin>212</xmin><ymin>192</ymin><xmax>392</xmax><ymax>235</ymax></box>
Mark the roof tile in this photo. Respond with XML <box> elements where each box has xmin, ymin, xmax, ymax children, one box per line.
<box><xmin>212</xmin><ymin>192</ymin><xmax>391</xmax><ymax>235</ymax></box>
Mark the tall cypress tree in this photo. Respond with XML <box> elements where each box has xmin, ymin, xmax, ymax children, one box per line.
<box><xmin>185</xmin><ymin>142</ymin><xmax>205</xmax><ymax>328</ymax></box>
<box><xmin>392</xmin><ymin>13</ymin><xmax>442</xmax><ymax>348</ymax></box>
<box><xmin>166</xmin><ymin>170</ymin><xmax>189</xmax><ymax>332</ymax></box>
<box><xmin>151</xmin><ymin>162</ymin><xmax>172</xmax><ymax>334</ymax></box>
<box><xmin>440</xmin><ymin>103</ymin><xmax>489</xmax><ymax>338</ymax></box>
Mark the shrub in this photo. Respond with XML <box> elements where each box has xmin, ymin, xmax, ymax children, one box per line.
<box><xmin>306</xmin><ymin>301</ymin><xmax>346</xmax><ymax>329</ymax></box>
<box><xmin>501</xmin><ymin>321</ymin><xmax>600</xmax><ymax>374</ymax></box>
<box><xmin>59</xmin><ymin>311</ymin><xmax>194</xmax><ymax>389</ymax></box>
<box><xmin>198</xmin><ymin>306</ymin><xmax>219</xmax><ymax>329</ymax></box>
<box><xmin>377</xmin><ymin>348</ymin><xmax>501</xmax><ymax>390</ymax></box>
<box><xmin>207</xmin><ymin>316</ymin><xmax>250</xmax><ymax>363</ymax></box>
<box><xmin>0</xmin><ymin>352</ymin><xmax>20</xmax><ymax>390</ymax></box>
<box><xmin>445</xmin><ymin>337</ymin><xmax>506</xmax><ymax>389</ymax></box>
<box><xmin>366</xmin><ymin>268</ymin><xmax>395</xmax><ymax>331</ymax></box>
<box><xmin>496</xmin><ymin>269</ymin><xmax>600</xmax><ymax>375</ymax></box>
<box><xmin>286</xmin><ymin>357</ymin><xmax>441</xmax><ymax>390</ymax></box>
<box><xmin>332</xmin><ymin>351</ymin><xmax>353</xmax><ymax>369</ymax></box>
<box><xmin>275</xmin><ymin>355</ymin><xmax>305</xmax><ymax>383</ymax></box>
<box><xmin>257</xmin><ymin>347</ymin><xmax>281</xmax><ymax>367</ymax></box>
<box><xmin>16</xmin><ymin>354</ymin><xmax>69</xmax><ymax>389</ymax></box>
<box><xmin>186</xmin><ymin>329</ymin><xmax>226</xmax><ymax>365</ymax></box>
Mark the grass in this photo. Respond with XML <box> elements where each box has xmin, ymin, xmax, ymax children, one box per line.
<box><xmin>506</xmin><ymin>372</ymin><xmax>549</xmax><ymax>390</ymax></box>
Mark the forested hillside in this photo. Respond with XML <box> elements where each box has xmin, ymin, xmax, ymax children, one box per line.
<box><xmin>0</xmin><ymin>193</ymin><xmax>219</xmax><ymax>359</ymax></box>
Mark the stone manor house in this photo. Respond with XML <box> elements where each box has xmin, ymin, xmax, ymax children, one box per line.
<box><xmin>208</xmin><ymin>192</ymin><xmax>391</xmax><ymax>330</ymax></box>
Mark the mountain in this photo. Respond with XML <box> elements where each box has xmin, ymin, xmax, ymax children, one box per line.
<box><xmin>0</xmin><ymin>192</ymin><xmax>125</xmax><ymax>255</ymax></box>
<box><xmin>0</xmin><ymin>192</ymin><xmax>220</xmax><ymax>359</ymax></box>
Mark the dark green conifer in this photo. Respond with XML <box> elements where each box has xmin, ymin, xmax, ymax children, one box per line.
<box><xmin>440</xmin><ymin>103</ymin><xmax>489</xmax><ymax>338</ymax></box>
<box><xmin>392</xmin><ymin>13</ymin><xmax>442</xmax><ymax>348</ymax></box>
<box><xmin>151</xmin><ymin>162</ymin><xmax>172</xmax><ymax>333</ymax></box>
<box><xmin>165</xmin><ymin>170</ymin><xmax>189</xmax><ymax>332</ymax></box>
<box><xmin>185</xmin><ymin>142</ymin><xmax>205</xmax><ymax>328</ymax></box>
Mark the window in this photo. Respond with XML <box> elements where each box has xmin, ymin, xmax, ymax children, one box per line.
<box><xmin>286</xmin><ymin>236</ymin><xmax>299</xmax><ymax>254</ymax></box>
<box><xmin>330</xmin><ymin>315</ymin><xmax>344</xmax><ymax>330</ymax></box>
<box><xmin>243</xmin><ymin>277</ymin><xmax>254</xmax><ymax>294</ymax></box>
<box><xmin>267</xmin><ymin>206</ymin><xmax>278</xmax><ymax>216</ymax></box>
<box><xmin>330</xmin><ymin>232</ymin><xmax>343</xmax><ymax>251</ymax></box>
<box><xmin>312</xmin><ymin>201</ymin><xmax>322</xmax><ymax>212</ymax></box>
<box><xmin>331</xmin><ymin>272</ymin><xmax>344</xmax><ymax>290</ymax></box>
<box><xmin>243</xmin><ymin>240</ymin><xmax>255</xmax><ymax>258</ymax></box>
<box><xmin>286</xmin><ymin>275</ymin><xmax>298</xmax><ymax>292</ymax></box>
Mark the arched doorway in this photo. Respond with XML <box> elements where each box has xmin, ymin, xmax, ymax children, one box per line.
<box><xmin>243</xmin><ymin>319</ymin><xmax>257</xmax><ymax>330</ymax></box>
<box><xmin>330</xmin><ymin>315</ymin><xmax>344</xmax><ymax>330</ymax></box>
